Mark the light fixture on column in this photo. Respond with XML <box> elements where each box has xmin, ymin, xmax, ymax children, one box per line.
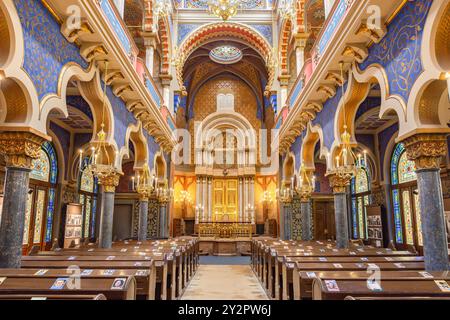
<box><xmin>207</xmin><ymin>0</ymin><xmax>239</xmax><ymax>21</ymax></box>
<box><xmin>157</xmin><ymin>179</ymin><xmax>174</xmax><ymax>203</ymax></box>
<box><xmin>276</xmin><ymin>184</ymin><xmax>292</xmax><ymax>204</ymax></box>
<box><xmin>331</xmin><ymin>62</ymin><xmax>366</xmax><ymax>180</ymax></box>
<box><xmin>132</xmin><ymin>163</ymin><xmax>155</xmax><ymax>198</ymax></box>
<box><xmin>85</xmin><ymin>61</ymin><xmax>116</xmax><ymax>181</ymax></box>
<box><xmin>295</xmin><ymin>163</ymin><xmax>316</xmax><ymax>200</ymax></box>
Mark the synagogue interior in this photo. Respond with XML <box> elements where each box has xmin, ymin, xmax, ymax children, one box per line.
<box><xmin>0</xmin><ymin>0</ymin><xmax>449</xmax><ymax>302</ymax></box>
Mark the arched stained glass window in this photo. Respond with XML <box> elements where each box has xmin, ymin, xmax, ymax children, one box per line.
<box><xmin>78</xmin><ymin>157</ymin><xmax>98</xmax><ymax>240</ymax></box>
<box><xmin>24</xmin><ymin>142</ymin><xmax>58</xmax><ymax>248</ymax></box>
<box><xmin>351</xmin><ymin>166</ymin><xmax>371</xmax><ymax>239</ymax></box>
<box><xmin>391</xmin><ymin>143</ymin><xmax>421</xmax><ymax>247</ymax></box>
<box><xmin>30</xmin><ymin>149</ymin><xmax>50</xmax><ymax>182</ymax></box>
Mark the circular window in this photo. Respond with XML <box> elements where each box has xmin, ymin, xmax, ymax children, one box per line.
<box><xmin>209</xmin><ymin>45</ymin><xmax>243</xmax><ymax>64</ymax></box>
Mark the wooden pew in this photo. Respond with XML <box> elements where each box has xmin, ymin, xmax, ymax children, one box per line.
<box><xmin>0</xmin><ymin>268</ymin><xmax>153</xmax><ymax>300</ymax></box>
<box><xmin>19</xmin><ymin>260</ymin><xmax>156</xmax><ymax>299</ymax></box>
<box><xmin>0</xmin><ymin>294</ymin><xmax>107</xmax><ymax>300</ymax></box>
<box><xmin>25</xmin><ymin>252</ymin><xmax>169</xmax><ymax>300</ymax></box>
<box><xmin>295</xmin><ymin>270</ymin><xmax>450</xmax><ymax>300</ymax></box>
<box><xmin>280</xmin><ymin>261</ymin><xmax>425</xmax><ymax>300</ymax></box>
<box><xmin>0</xmin><ymin>275</ymin><xmax>136</xmax><ymax>300</ymax></box>
<box><xmin>313</xmin><ymin>277</ymin><xmax>450</xmax><ymax>300</ymax></box>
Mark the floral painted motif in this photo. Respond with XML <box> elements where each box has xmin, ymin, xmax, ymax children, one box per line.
<box><xmin>359</xmin><ymin>0</ymin><xmax>432</xmax><ymax>103</ymax></box>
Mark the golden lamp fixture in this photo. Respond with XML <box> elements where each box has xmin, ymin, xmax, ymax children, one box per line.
<box><xmin>331</xmin><ymin>62</ymin><xmax>368</xmax><ymax>180</ymax></box>
<box><xmin>79</xmin><ymin>61</ymin><xmax>117</xmax><ymax>181</ymax></box>
<box><xmin>207</xmin><ymin>0</ymin><xmax>239</xmax><ymax>21</ymax></box>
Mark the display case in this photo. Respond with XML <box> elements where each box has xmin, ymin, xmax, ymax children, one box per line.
<box><xmin>63</xmin><ymin>203</ymin><xmax>83</xmax><ymax>248</ymax></box>
<box><xmin>366</xmin><ymin>205</ymin><xmax>383</xmax><ymax>248</ymax></box>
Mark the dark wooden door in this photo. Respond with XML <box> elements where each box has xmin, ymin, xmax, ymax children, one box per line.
<box><xmin>313</xmin><ymin>200</ymin><xmax>335</xmax><ymax>240</ymax></box>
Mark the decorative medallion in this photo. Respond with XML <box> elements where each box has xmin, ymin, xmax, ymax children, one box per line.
<box><xmin>209</xmin><ymin>45</ymin><xmax>243</xmax><ymax>64</ymax></box>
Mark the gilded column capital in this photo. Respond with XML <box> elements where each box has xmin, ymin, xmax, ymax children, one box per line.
<box><xmin>98</xmin><ymin>170</ymin><xmax>121</xmax><ymax>193</ymax></box>
<box><xmin>328</xmin><ymin>174</ymin><xmax>352</xmax><ymax>194</ymax></box>
<box><xmin>0</xmin><ymin>132</ymin><xmax>46</xmax><ymax>169</ymax></box>
<box><xmin>403</xmin><ymin>134</ymin><xmax>448</xmax><ymax>170</ymax></box>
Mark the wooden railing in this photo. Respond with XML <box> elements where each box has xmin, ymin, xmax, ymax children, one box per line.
<box><xmin>198</xmin><ymin>223</ymin><xmax>253</xmax><ymax>239</ymax></box>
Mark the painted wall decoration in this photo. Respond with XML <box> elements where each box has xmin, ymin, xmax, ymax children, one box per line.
<box><xmin>105</xmin><ymin>84</ymin><xmax>137</xmax><ymax>150</ymax></box>
<box><xmin>15</xmin><ymin>0</ymin><xmax>88</xmax><ymax>100</ymax></box>
<box><xmin>359</xmin><ymin>0</ymin><xmax>432</xmax><ymax>103</ymax></box>
<box><xmin>177</xmin><ymin>23</ymin><xmax>203</xmax><ymax>45</ymax></box>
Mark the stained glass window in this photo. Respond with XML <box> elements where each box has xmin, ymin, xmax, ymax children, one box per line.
<box><xmin>33</xmin><ymin>189</ymin><xmax>46</xmax><ymax>244</ymax></box>
<box><xmin>391</xmin><ymin>143</ymin><xmax>419</xmax><ymax>246</ymax></box>
<box><xmin>80</xmin><ymin>168</ymin><xmax>95</xmax><ymax>193</ymax></box>
<box><xmin>30</xmin><ymin>149</ymin><xmax>50</xmax><ymax>182</ymax></box>
<box><xmin>23</xmin><ymin>192</ymin><xmax>33</xmax><ymax>245</ymax></box>
<box><xmin>414</xmin><ymin>191</ymin><xmax>423</xmax><ymax>246</ymax></box>
<box><xmin>209</xmin><ymin>46</ymin><xmax>243</xmax><ymax>64</ymax></box>
<box><xmin>45</xmin><ymin>188</ymin><xmax>56</xmax><ymax>242</ymax></box>
<box><xmin>351</xmin><ymin>167</ymin><xmax>370</xmax><ymax>239</ymax></box>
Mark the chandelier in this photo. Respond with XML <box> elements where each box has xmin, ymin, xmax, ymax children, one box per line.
<box><xmin>157</xmin><ymin>180</ymin><xmax>174</xmax><ymax>203</ymax></box>
<box><xmin>332</xmin><ymin>62</ymin><xmax>366</xmax><ymax>179</ymax></box>
<box><xmin>132</xmin><ymin>163</ymin><xmax>155</xmax><ymax>199</ymax></box>
<box><xmin>80</xmin><ymin>61</ymin><xmax>117</xmax><ymax>181</ymax></box>
<box><xmin>295</xmin><ymin>163</ymin><xmax>316</xmax><ymax>200</ymax></box>
<box><xmin>276</xmin><ymin>184</ymin><xmax>293</xmax><ymax>204</ymax></box>
<box><xmin>207</xmin><ymin>0</ymin><xmax>239</xmax><ymax>21</ymax></box>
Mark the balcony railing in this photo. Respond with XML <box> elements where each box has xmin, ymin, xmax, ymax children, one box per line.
<box><xmin>282</xmin><ymin>0</ymin><xmax>355</xmax><ymax>122</ymax></box>
<box><xmin>97</xmin><ymin>0</ymin><xmax>166</xmax><ymax>113</ymax></box>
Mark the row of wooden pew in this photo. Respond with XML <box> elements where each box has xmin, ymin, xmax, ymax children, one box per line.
<box><xmin>251</xmin><ymin>237</ymin><xmax>450</xmax><ymax>300</ymax></box>
<box><xmin>0</xmin><ymin>237</ymin><xmax>199</xmax><ymax>300</ymax></box>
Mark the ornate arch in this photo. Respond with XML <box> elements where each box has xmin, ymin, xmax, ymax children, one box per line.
<box><xmin>154</xmin><ymin>150</ymin><xmax>167</xmax><ymax>180</ymax></box>
<box><xmin>157</xmin><ymin>15</ymin><xmax>171</xmax><ymax>75</ymax></box>
<box><xmin>279</xmin><ymin>18</ymin><xmax>293</xmax><ymax>76</ymax></box>
<box><xmin>0</xmin><ymin>0</ymin><xmax>40</xmax><ymax>131</ymax></box>
<box><xmin>119</xmin><ymin>121</ymin><xmax>149</xmax><ymax>170</ymax></box>
<box><xmin>282</xmin><ymin>152</ymin><xmax>295</xmax><ymax>182</ymax></box>
<box><xmin>177</xmin><ymin>22</ymin><xmax>274</xmax><ymax>92</ymax></box>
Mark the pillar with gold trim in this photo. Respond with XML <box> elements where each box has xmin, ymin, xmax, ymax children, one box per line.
<box><xmin>98</xmin><ymin>171</ymin><xmax>120</xmax><ymax>248</ymax></box>
<box><xmin>404</xmin><ymin>134</ymin><xmax>449</xmax><ymax>271</ymax></box>
<box><xmin>0</xmin><ymin>131</ymin><xmax>45</xmax><ymax>268</ymax></box>
<box><xmin>329</xmin><ymin>174</ymin><xmax>352</xmax><ymax>249</ymax></box>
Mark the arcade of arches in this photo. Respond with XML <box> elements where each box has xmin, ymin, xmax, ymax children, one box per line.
<box><xmin>0</xmin><ymin>0</ymin><xmax>449</xmax><ymax>301</ymax></box>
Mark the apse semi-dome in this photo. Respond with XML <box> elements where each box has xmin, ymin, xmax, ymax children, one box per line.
<box><xmin>209</xmin><ymin>45</ymin><xmax>243</xmax><ymax>64</ymax></box>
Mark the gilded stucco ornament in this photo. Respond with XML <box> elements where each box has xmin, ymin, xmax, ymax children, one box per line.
<box><xmin>98</xmin><ymin>170</ymin><xmax>121</xmax><ymax>193</ymax></box>
<box><xmin>0</xmin><ymin>132</ymin><xmax>46</xmax><ymax>169</ymax></box>
<box><xmin>328</xmin><ymin>174</ymin><xmax>352</xmax><ymax>194</ymax></box>
<box><xmin>404</xmin><ymin>134</ymin><xmax>448</xmax><ymax>170</ymax></box>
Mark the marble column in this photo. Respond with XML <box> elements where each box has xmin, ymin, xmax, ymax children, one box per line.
<box><xmin>279</xmin><ymin>203</ymin><xmax>285</xmax><ymax>239</ymax></box>
<box><xmin>244</xmin><ymin>178</ymin><xmax>249</xmax><ymax>222</ymax></box>
<box><xmin>283</xmin><ymin>204</ymin><xmax>292</xmax><ymax>240</ymax></box>
<box><xmin>195</xmin><ymin>177</ymin><xmax>201</xmax><ymax>224</ymax></box>
<box><xmin>250</xmin><ymin>178</ymin><xmax>255</xmax><ymax>224</ymax></box>
<box><xmin>404</xmin><ymin>134</ymin><xmax>449</xmax><ymax>271</ymax></box>
<box><xmin>208</xmin><ymin>178</ymin><xmax>213</xmax><ymax>221</ymax></box>
<box><xmin>138</xmin><ymin>196</ymin><xmax>149</xmax><ymax>241</ymax></box>
<box><xmin>301</xmin><ymin>199</ymin><xmax>312</xmax><ymax>241</ymax></box>
<box><xmin>98</xmin><ymin>172</ymin><xmax>120</xmax><ymax>249</ymax></box>
<box><xmin>329</xmin><ymin>175</ymin><xmax>351</xmax><ymax>248</ymax></box>
<box><xmin>202</xmin><ymin>177</ymin><xmax>207</xmax><ymax>222</ymax></box>
<box><xmin>0</xmin><ymin>132</ymin><xmax>44</xmax><ymax>268</ymax></box>
<box><xmin>159</xmin><ymin>203</ymin><xmax>168</xmax><ymax>238</ymax></box>
<box><xmin>238</xmin><ymin>178</ymin><xmax>243</xmax><ymax>222</ymax></box>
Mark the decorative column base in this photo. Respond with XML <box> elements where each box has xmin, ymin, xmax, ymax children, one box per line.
<box><xmin>405</xmin><ymin>134</ymin><xmax>449</xmax><ymax>271</ymax></box>
<box><xmin>0</xmin><ymin>131</ymin><xmax>45</xmax><ymax>268</ymax></box>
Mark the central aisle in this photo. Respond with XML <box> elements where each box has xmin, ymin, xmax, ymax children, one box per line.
<box><xmin>181</xmin><ymin>258</ymin><xmax>269</xmax><ymax>300</ymax></box>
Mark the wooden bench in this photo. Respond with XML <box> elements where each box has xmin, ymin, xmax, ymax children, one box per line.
<box><xmin>0</xmin><ymin>294</ymin><xmax>106</xmax><ymax>300</ymax></box>
<box><xmin>19</xmin><ymin>260</ymin><xmax>156</xmax><ymax>299</ymax></box>
<box><xmin>313</xmin><ymin>278</ymin><xmax>450</xmax><ymax>300</ymax></box>
<box><xmin>0</xmin><ymin>275</ymin><xmax>136</xmax><ymax>300</ymax></box>
<box><xmin>295</xmin><ymin>270</ymin><xmax>450</xmax><ymax>300</ymax></box>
